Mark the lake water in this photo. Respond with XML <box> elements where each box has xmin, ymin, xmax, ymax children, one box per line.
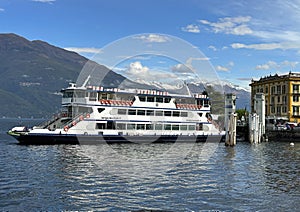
<box><xmin>0</xmin><ymin>119</ymin><xmax>299</xmax><ymax>211</ymax></box>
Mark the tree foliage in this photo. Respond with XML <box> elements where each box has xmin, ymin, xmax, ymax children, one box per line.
<box><xmin>236</xmin><ymin>108</ymin><xmax>248</xmax><ymax>120</ymax></box>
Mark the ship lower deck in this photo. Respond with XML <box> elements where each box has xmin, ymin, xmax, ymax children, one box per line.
<box><xmin>13</xmin><ymin>133</ymin><xmax>225</xmax><ymax>145</ymax></box>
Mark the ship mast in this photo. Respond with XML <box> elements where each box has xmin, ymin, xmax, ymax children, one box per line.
<box><xmin>184</xmin><ymin>81</ymin><xmax>192</xmax><ymax>97</ymax></box>
<box><xmin>81</xmin><ymin>75</ymin><xmax>91</xmax><ymax>88</ymax></box>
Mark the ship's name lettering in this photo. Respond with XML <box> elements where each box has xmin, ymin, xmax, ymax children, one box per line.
<box><xmin>101</xmin><ymin>117</ymin><xmax>121</xmax><ymax>120</ymax></box>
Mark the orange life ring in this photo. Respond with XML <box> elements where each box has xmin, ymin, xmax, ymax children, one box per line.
<box><xmin>86</xmin><ymin>113</ymin><xmax>90</xmax><ymax>118</ymax></box>
<box><xmin>72</xmin><ymin>121</ymin><xmax>77</xmax><ymax>126</ymax></box>
<box><xmin>64</xmin><ymin>126</ymin><xmax>69</xmax><ymax>132</ymax></box>
<box><xmin>79</xmin><ymin>115</ymin><xmax>84</xmax><ymax>121</ymax></box>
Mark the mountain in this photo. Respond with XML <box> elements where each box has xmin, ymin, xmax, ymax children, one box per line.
<box><xmin>221</xmin><ymin>81</ymin><xmax>251</xmax><ymax>110</ymax></box>
<box><xmin>138</xmin><ymin>80</ymin><xmax>251</xmax><ymax>112</ymax></box>
<box><xmin>0</xmin><ymin>33</ymin><xmax>251</xmax><ymax>118</ymax></box>
<box><xmin>0</xmin><ymin>33</ymin><xmax>127</xmax><ymax>117</ymax></box>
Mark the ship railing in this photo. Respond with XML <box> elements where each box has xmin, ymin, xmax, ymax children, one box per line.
<box><xmin>62</xmin><ymin>113</ymin><xmax>90</xmax><ymax>131</ymax></box>
<box><xmin>36</xmin><ymin>112</ymin><xmax>71</xmax><ymax>129</ymax></box>
<box><xmin>99</xmin><ymin>99</ymin><xmax>133</xmax><ymax>106</ymax></box>
<box><xmin>176</xmin><ymin>104</ymin><xmax>202</xmax><ymax>110</ymax></box>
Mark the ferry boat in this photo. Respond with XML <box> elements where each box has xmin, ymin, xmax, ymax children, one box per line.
<box><xmin>8</xmin><ymin>82</ymin><xmax>225</xmax><ymax>145</ymax></box>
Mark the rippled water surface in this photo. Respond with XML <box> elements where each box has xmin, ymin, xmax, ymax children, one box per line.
<box><xmin>0</xmin><ymin>119</ymin><xmax>299</xmax><ymax>211</ymax></box>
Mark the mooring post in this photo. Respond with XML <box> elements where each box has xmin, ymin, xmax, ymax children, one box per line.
<box><xmin>248</xmin><ymin>113</ymin><xmax>260</xmax><ymax>143</ymax></box>
<box><xmin>254</xmin><ymin>93</ymin><xmax>265</xmax><ymax>141</ymax></box>
<box><xmin>224</xmin><ymin>93</ymin><xmax>236</xmax><ymax>131</ymax></box>
<box><xmin>248</xmin><ymin>93</ymin><xmax>265</xmax><ymax>144</ymax></box>
<box><xmin>225</xmin><ymin>113</ymin><xmax>237</xmax><ymax>146</ymax></box>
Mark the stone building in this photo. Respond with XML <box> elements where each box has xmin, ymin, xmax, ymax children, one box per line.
<box><xmin>250</xmin><ymin>72</ymin><xmax>300</xmax><ymax>122</ymax></box>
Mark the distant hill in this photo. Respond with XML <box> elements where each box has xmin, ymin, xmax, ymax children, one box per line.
<box><xmin>0</xmin><ymin>33</ymin><xmax>127</xmax><ymax>118</ymax></box>
<box><xmin>0</xmin><ymin>33</ymin><xmax>250</xmax><ymax>118</ymax></box>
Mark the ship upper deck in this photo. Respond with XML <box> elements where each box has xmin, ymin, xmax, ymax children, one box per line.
<box><xmin>61</xmin><ymin>83</ymin><xmax>210</xmax><ymax>110</ymax></box>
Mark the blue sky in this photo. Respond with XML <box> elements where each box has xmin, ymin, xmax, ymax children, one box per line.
<box><xmin>1</xmin><ymin>0</ymin><xmax>300</xmax><ymax>89</ymax></box>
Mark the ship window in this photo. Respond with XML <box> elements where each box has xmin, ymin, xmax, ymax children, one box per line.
<box><xmin>128</xmin><ymin>109</ymin><xmax>136</xmax><ymax>115</ymax></box>
<box><xmin>155</xmin><ymin>111</ymin><xmax>163</xmax><ymax>116</ymax></box>
<box><xmin>89</xmin><ymin>92</ymin><xmax>97</xmax><ymax>101</ymax></box>
<box><xmin>172</xmin><ymin>125</ymin><xmax>179</xmax><ymax>130</ymax></box>
<box><xmin>164</xmin><ymin>98</ymin><xmax>171</xmax><ymax>103</ymax></box>
<box><xmin>156</xmin><ymin>97</ymin><xmax>163</xmax><ymax>103</ymax></box>
<box><xmin>180</xmin><ymin>125</ymin><xmax>187</xmax><ymax>131</ymax></box>
<box><xmin>118</xmin><ymin>109</ymin><xmax>127</xmax><ymax>115</ymax></box>
<box><xmin>137</xmin><ymin>124</ymin><xmax>145</xmax><ymax>130</ymax></box>
<box><xmin>146</xmin><ymin>110</ymin><xmax>154</xmax><ymax>116</ymax></box>
<box><xmin>188</xmin><ymin>125</ymin><xmax>196</xmax><ymax>131</ymax></box>
<box><xmin>146</xmin><ymin>124</ymin><xmax>153</xmax><ymax>130</ymax></box>
<box><xmin>139</xmin><ymin>96</ymin><xmax>146</xmax><ymax>102</ymax></box>
<box><xmin>63</xmin><ymin>91</ymin><xmax>73</xmax><ymax>98</ymax></box>
<box><xmin>127</xmin><ymin>123</ymin><xmax>136</xmax><ymax>130</ymax></box>
<box><xmin>137</xmin><ymin>110</ymin><xmax>145</xmax><ymax>115</ymax></box>
<box><xmin>197</xmin><ymin>123</ymin><xmax>203</xmax><ymax>131</ymax></box>
<box><xmin>204</xmin><ymin>100</ymin><xmax>209</xmax><ymax>107</ymax></box>
<box><xmin>181</xmin><ymin>112</ymin><xmax>188</xmax><ymax>117</ymax></box>
<box><xmin>108</xmin><ymin>93</ymin><xmax>116</xmax><ymax>100</ymax></box>
<box><xmin>96</xmin><ymin>123</ymin><xmax>106</xmax><ymax>129</ymax></box>
<box><xmin>79</xmin><ymin>107</ymin><xmax>93</xmax><ymax>114</ymax></box>
<box><xmin>74</xmin><ymin>91</ymin><xmax>85</xmax><ymax>98</ymax></box>
<box><xmin>98</xmin><ymin>108</ymin><xmax>105</xmax><ymax>113</ymax></box>
<box><xmin>164</xmin><ymin>111</ymin><xmax>172</xmax><ymax>116</ymax></box>
<box><xmin>116</xmin><ymin>123</ymin><xmax>126</xmax><ymax>130</ymax></box>
<box><xmin>100</xmin><ymin>93</ymin><xmax>107</xmax><ymax>100</ymax></box>
<box><xmin>107</xmin><ymin>121</ymin><xmax>115</xmax><ymax>130</ymax></box>
<box><xmin>164</xmin><ymin>124</ymin><xmax>172</xmax><ymax>130</ymax></box>
<box><xmin>155</xmin><ymin>124</ymin><xmax>163</xmax><ymax>130</ymax></box>
<box><xmin>147</xmin><ymin>96</ymin><xmax>155</xmax><ymax>102</ymax></box>
<box><xmin>173</xmin><ymin>111</ymin><xmax>180</xmax><ymax>117</ymax></box>
<box><xmin>198</xmin><ymin>113</ymin><xmax>203</xmax><ymax>117</ymax></box>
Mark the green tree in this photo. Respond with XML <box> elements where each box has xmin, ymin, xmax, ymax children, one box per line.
<box><xmin>236</xmin><ymin>108</ymin><xmax>248</xmax><ymax>120</ymax></box>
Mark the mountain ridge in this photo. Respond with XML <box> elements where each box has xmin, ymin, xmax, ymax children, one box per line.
<box><xmin>0</xmin><ymin>33</ymin><xmax>250</xmax><ymax>117</ymax></box>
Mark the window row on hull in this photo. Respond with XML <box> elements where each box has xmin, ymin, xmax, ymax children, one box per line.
<box><xmin>96</xmin><ymin>121</ymin><xmax>205</xmax><ymax>131</ymax></box>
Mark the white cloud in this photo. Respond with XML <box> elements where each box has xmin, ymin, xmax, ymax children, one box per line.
<box><xmin>181</xmin><ymin>24</ymin><xmax>200</xmax><ymax>33</ymax></box>
<box><xmin>231</xmin><ymin>42</ymin><xmax>300</xmax><ymax>50</ymax></box>
<box><xmin>127</xmin><ymin>61</ymin><xmax>149</xmax><ymax>76</ymax></box>
<box><xmin>222</xmin><ymin>46</ymin><xmax>228</xmax><ymax>50</ymax></box>
<box><xmin>126</xmin><ymin>61</ymin><xmax>177</xmax><ymax>81</ymax></box>
<box><xmin>228</xmin><ymin>61</ymin><xmax>234</xmax><ymax>67</ymax></box>
<box><xmin>253</xmin><ymin>30</ymin><xmax>300</xmax><ymax>42</ymax></box>
<box><xmin>255</xmin><ymin>63</ymin><xmax>273</xmax><ymax>70</ymax></box>
<box><xmin>199</xmin><ymin>16</ymin><xmax>253</xmax><ymax>35</ymax></box>
<box><xmin>170</xmin><ymin>57</ymin><xmax>210</xmax><ymax>75</ymax></box>
<box><xmin>281</xmin><ymin>60</ymin><xmax>299</xmax><ymax>68</ymax></box>
<box><xmin>0</xmin><ymin>8</ymin><xmax>4</xmax><ymax>12</ymax></box>
<box><xmin>171</xmin><ymin>64</ymin><xmax>193</xmax><ymax>73</ymax></box>
<box><xmin>215</xmin><ymin>61</ymin><xmax>234</xmax><ymax>72</ymax></box>
<box><xmin>216</xmin><ymin>65</ymin><xmax>229</xmax><ymax>72</ymax></box>
<box><xmin>186</xmin><ymin>57</ymin><xmax>210</xmax><ymax>64</ymax></box>
<box><xmin>208</xmin><ymin>45</ymin><xmax>217</xmax><ymax>51</ymax></box>
<box><xmin>135</xmin><ymin>34</ymin><xmax>170</xmax><ymax>43</ymax></box>
<box><xmin>255</xmin><ymin>60</ymin><xmax>299</xmax><ymax>70</ymax></box>
<box><xmin>32</xmin><ymin>0</ymin><xmax>56</xmax><ymax>3</ymax></box>
<box><xmin>64</xmin><ymin>47</ymin><xmax>102</xmax><ymax>54</ymax></box>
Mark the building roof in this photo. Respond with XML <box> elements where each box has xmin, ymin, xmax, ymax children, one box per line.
<box><xmin>250</xmin><ymin>72</ymin><xmax>300</xmax><ymax>86</ymax></box>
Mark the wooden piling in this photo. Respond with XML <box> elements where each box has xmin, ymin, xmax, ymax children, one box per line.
<box><xmin>225</xmin><ymin>113</ymin><xmax>237</xmax><ymax>146</ymax></box>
